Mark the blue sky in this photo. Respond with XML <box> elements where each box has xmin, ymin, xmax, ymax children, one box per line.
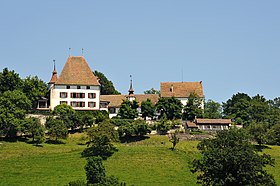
<box><xmin>0</xmin><ymin>1</ymin><xmax>279</xmax><ymax>103</ymax></box>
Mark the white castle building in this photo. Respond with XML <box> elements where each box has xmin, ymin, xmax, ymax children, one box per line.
<box><xmin>48</xmin><ymin>56</ymin><xmax>100</xmax><ymax>110</ymax></box>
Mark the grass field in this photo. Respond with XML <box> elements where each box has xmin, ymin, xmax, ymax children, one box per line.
<box><xmin>0</xmin><ymin>134</ymin><xmax>280</xmax><ymax>186</ymax></box>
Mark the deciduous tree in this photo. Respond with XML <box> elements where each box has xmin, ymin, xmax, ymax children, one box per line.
<box><xmin>22</xmin><ymin>75</ymin><xmax>47</xmax><ymax>108</ymax></box>
<box><xmin>144</xmin><ymin>88</ymin><xmax>160</xmax><ymax>95</ymax></box>
<box><xmin>141</xmin><ymin>99</ymin><xmax>155</xmax><ymax>119</ymax></box>
<box><xmin>156</xmin><ymin>97</ymin><xmax>183</xmax><ymax>120</ymax></box>
<box><xmin>183</xmin><ymin>92</ymin><xmax>203</xmax><ymax>121</ymax></box>
<box><xmin>203</xmin><ymin>99</ymin><xmax>222</xmax><ymax>119</ymax></box>
<box><xmin>0</xmin><ymin>90</ymin><xmax>31</xmax><ymax>138</ymax></box>
<box><xmin>117</xmin><ymin>100</ymin><xmax>139</xmax><ymax>119</ymax></box>
<box><xmin>192</xmin><ymin>128</ymin><xmax>276</xmax><ymax>186</ymax></box>
<box><xmin>45</xmin><ymin>117</ymin><xmax>68</xmax><ymax>141</ymax></box>
<box><xmin>93</xmin><ymin>70</ymin><xmax>120</xmax><ymax>95</ymax></box>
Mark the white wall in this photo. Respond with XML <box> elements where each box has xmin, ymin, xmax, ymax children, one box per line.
<box><xmin>50</xmin><ymin>85</ymin><xmax>100</xmax><ymax>110</ymax></box>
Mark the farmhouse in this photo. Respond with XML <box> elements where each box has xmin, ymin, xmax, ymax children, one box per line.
<box><xmin>48</xmin><ymin>56</ymin><xmax>100</xmax><ymax>110</ymax></box>
<box><xmin>185</xmin><ymin>118</ymin><xmax>232</xmax><ymax>131</ymax></box>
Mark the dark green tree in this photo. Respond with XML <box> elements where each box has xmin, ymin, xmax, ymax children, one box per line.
<box><xmin>23</xmin><ymin>117</ymin><xmax>45</xmax><ymax>144</ymax></box>
<box><xmin>144</xmin><ymin>88</ymin><xmax>160</xmax><ymax>94</ymax></box>
<box><xmin>141</xmin><ymin>99</ymin><xmax>155</xmax><ymax>119</ymax></box>
<box><xmin>93</xmin><ymin>70</ymin><xmax>120</xmax><ymax>95</ymax></box>
<box><xmin>85</xmin><ymin>156</ymin><xmax>106</xmax><ymax>184</ymax></box>
<box><xmin>156</xmin><ymin>97</ymin><xmax>183</xmax><ymax>120</ymax></box>
<box><xmin>53</xmin><ymin>104</ymin><xmax>81</xmax><ymax>130</ymax></box>
<box><xmin>82</xmin><ymin>121</ymin><xmax>118</xmax><ymax>159</ymax></box>
<box><xmin>183</xmin><ymin>92</ymin><xmax>203</xmax><ymax>121</ymax></box>
<box><xmin>0</xmin><ymin>90</ymin><xmax>31</xmax><ymax>138</ymax></box>
<box><xmin>156</xmin><ymin>115</ymin><xmax>172</xmax><ymax>135</ymax></box>
<box><xmin>248</xmin><ymin>121</ymin><xmax>268</xmax><ymax>146</ymax></box>
<box><xmin>0</xmin><ymin>68</ymin><xmax>23</xmax><ymax>93</ymax></box>
<box><xmin>133</xmin><ymin>120</ymin><xmax>151</xmax><ymax>137</ymax></box>
<box><xmin>266</xmin><ymin>123</ymin><xmax>280</xmax><ymax>146</ymax></box>
<box><xmin>222</xmin><ymin>93</ymin><xmax>252</xmax><ymax>125</ymax></box>
<box><xmin>203</xmin><ymin>99</ymin><xmax>222</xmax><ymax>119</ymax></box>
<box><xmin>192</xmin><ymin>128</ymin><xmax>276</xmax><ymax>186</ymax></box>
<box><xmin>45</xmin><ymin>117</ymin><xmax>68</xmax><ymax>141</ymax></box>
<box><xmin>22</xmin><ymin>75</ymin><xmax>48</xmax><ymax>108</ymax></box>
<box><xmin>117</xmin><ymin>100</ymin><xmax>139</xmax><ymax>119</ymax></box>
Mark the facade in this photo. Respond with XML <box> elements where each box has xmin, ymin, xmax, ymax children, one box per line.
<box><xmin>185</xmin><ymin>118</ymin><xmax>232</xmax><ymax>131</ymax></box>
<box><xmin>48</xmin><ymin>56</ymin><xmax>100</xmax><ymax>110</ymax></box>
<box><xmin>160</xmin><ymin>81</ymin><xmax>204</xmax><ymax>109</ymax></box>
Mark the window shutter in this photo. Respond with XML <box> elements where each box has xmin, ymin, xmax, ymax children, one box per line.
<box><xmin>94</xmin><ymin>102</ymin><xmax>96</xmax><ymax>107</ymax></box>
<box><xmin>93</xmin><ymin>93</ymin><xmax>96</xmax><ymax>98</ymax></box>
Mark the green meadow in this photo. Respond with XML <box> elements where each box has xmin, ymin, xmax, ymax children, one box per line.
<box><xmin>0</xmin><ymin>134</ymin><xmax>280</xmax><ymax>186</ymax></box>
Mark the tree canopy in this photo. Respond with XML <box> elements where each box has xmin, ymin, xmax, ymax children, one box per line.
<box><xmin>141</xmin><ymin>99</ymin><xmax>155</xmax><ymax>119</ymax></box>
<box><xmin>156</xmin><ymin>97</ymin><xmax>183</xmax><ymax>120</ymax></box>
<box><xmin>203</xmin><ymin>99</ymin><xmax>222</xmax><ymax>119</ymax></box>
<box><xmin>0</xmin><ymin>90</ymin><xmax>31</xmax><ymax>137</ymax></box>
<box><xmin>93</xmin><ymin>70</ymin><xmax>120</xmax><ymax>95</ymax></box>
<box><xmin>117</xmin><ymin>100</ymin><xmax>139</xmax><ymax>119</ymax></box>
<box><xmin>144</xmin><ymin>88</ymin><xmax>160</xmax><ymax>95</ymax></box>
<box><xmin>183</xmin><ymin>92</ymin><xmax>203</xmax><ymax>121</ymax></box>
<box><xmin>192</xmin><ymin>128</ymin><xmax>276</xmax><ymax>186</ymax></box>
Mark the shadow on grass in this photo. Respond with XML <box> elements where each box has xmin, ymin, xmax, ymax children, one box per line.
<box><xmin>45</xmin><ymin>139</ymin><xmax>66</xmax><ymax>145</ymax></box>
<box><xmin>254</xmin><ymin>144</ymin><xmax>271</xmax><ymax>151</ymax></box>
<box><xmin>0</xmin><ymin>136</ymin><xmax>29</xmax><ymax>143</ymax></box>
<box><xmin>120</xmin><ymin>135</ymin><xmax>150</xmax><ymax>143</ymax></box>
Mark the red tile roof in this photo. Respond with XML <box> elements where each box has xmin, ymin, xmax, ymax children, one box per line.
<box><xmin>100</xmin><ymin>94</ymin><xmax>159</xmax><ymax>107</ymax></box>
<box><xmin>160</xmin><ymin>82</ymin><xmax>204</xmax><ymax>98</ymax></box>
<box><xmin>55</xmin><ymin>56</ymin><xmax>100</xmax><ymax>86</ymax></box>
<box><xmin>196</xmin><ymin>119</ymin><xmax>231</xmax><ymax>125</ymax></box>
<box><xmin>49</xmin><ymin>70</ymin><xmax>58</xmax><ymax>84</ymax></box>
<box><xmin>186</xmin><ymin>121</ymin><xmax>198</xmax><ymax>128</ymax></box>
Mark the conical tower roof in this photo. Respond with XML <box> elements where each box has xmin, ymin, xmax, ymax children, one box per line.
<box><xmin>55</xmin><ymin>56</ymin><xmax>100</xmax><ymax>86</ymax></box>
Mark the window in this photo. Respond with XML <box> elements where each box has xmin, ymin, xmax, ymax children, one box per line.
<box><xmin>77</xmin><ymin>86</ymin><xmax>81</xmax><ymax>89</ymax></box>
<box><xmin>70</xmin><ymin>101</ymin><xmax>85</xmax><ymax>107</ymax></box>
<box><xmin>67</xmin><ymin>86</ymin><xmax>70</xmax><ymax>89</ymax></box>
<box><xmin>88</xmin><ymin>102</ymin><xmax>96</xmax><ymax>108</ymax></box>
<box><xmin>88</xmin><ymin>93</ymin><xmax>96</xmax><ymax>99</ymax></box>
<box><xmin>86</xmin><ymin>86</ymin><xmax>90</xmax><ymax>90</ymax></box>
<box><xmin>71</xmin><ymin>93</ymin><xmax>85</xmax><ymax>98</ymax></box>
<box><xmin>60</xmin><ymin>101</ymin><xmax>67</xmax><ymax>105</ymax></box>
<box><xmin>109</xmin><ymin>108</ymin><xmax>116</xmax><ymax>114</ymax></box>
<box><xmin>60</xmin><ymin>92</ymin><xmax>68</xmax><ymax>98</ymax></box>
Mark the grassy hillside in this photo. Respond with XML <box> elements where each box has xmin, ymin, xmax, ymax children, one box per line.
<box><xmin>0</xmin><ymin>134</ymin><xmax>280</xmax><ymax>186</ymax></box>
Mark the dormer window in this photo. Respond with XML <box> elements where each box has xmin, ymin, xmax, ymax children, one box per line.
<box><xmin>170</xmin><ymin>85</ymin><xmax>174</xmax><ymax>92</ymax></box>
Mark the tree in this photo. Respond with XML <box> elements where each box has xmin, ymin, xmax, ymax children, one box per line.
<box><xmin>144</xmin><ymin>88</ymin><xmax>160</xmax><ymax>94</ymax></box>
<box><xmin>156</xmin><ymin>115</ymin><xmax>172</xmax><ymax>135</ymax></box>
<box><xmin>82</xmin><ymin>121</ymin><xmax>118</xmax><ymax>159</ymax></box>
<box><xmin>169</xmin><ymin>132</ymin><xmax>179</xmax><ymax>151</ymax></box>
<box><xmin>248</xmin><ymin>121</ymin><xmax>267</xmax><ymax>146</ymax></box>
<box><xmin>203</xmin><ymin>99</ymin><xmax>222</xmax><ymax>119</ymax></box>
<box><xmin>93</xmin><ymin>70</ymin><xmax>120</xmax><ymax>95</ymax></box>
<box><xmin>141</xmin><ymin>99</ymin><xmax>155</xmax><ymax>119</ymax></box>
<box><xmin>156</xmin><ymin>97</ymin><xmax>183</xmax><ymax>120</ymax></box>
<box><xmin>53</xmin><ymin>104</ymin><xmax>80</xmax><ymax>130</ymax></box>
<box><xmin>23</xmin><ymin>117</ymin><xmax>45</xmax><ymax>144</ymax></box>
<box><xmin>0</xmin><ymin>68</ymin><xmax>23</xmax><ymax>93</ymax></box>
<box><xmin>117</xmin><ymin>100</ymin><xmax>139</xmax><ymax>119</ymax></box>
<box><xmin>45</xmin><ymin>117</ymin><xmax>68</xmax><ymax>141</ymax></box>
<box><xmin>266</xmin><ymin>123</ymin><xmax>280</xmax><ymax>145</ymax></box>
<box><xmin>85</xmin><ymin>156</ymin><xmax>106</xmax><ymax>184</ymax></box>
<box><xmin>222</xmin><ymin>93</ymin><xmax>251</xmax><ymax>125</ymax></box>
<box><xmin>0</xmin><ymin>90</ymin><xmax>31</xmax><ymax>138</ymax></box>
<box><xmin>183</xmin><ymin>92</ymin><xmax>203</xmax><ymax>121</ymax></box>
<box><xmin>192</xmin><ymin>128</ymin><xmax>276</xmax><ymax>186</ymax></box>
<box><xmin>22</xmin><ymin>75</ymin><xmax>48</xmax><ymax>108</ymax></box>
